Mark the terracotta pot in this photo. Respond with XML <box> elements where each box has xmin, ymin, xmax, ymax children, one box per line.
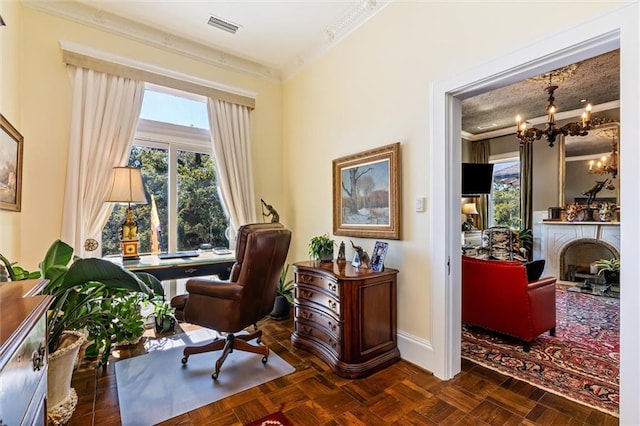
<box><xmin>48</xmin><ymin>331</ymin><xmax>86</xmax><ymax>417</ymax></box>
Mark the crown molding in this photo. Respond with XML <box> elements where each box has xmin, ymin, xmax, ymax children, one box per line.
<box><xmin>24</xmin><ymin>0</ymin><xmax>281</xmax><ymax>81</ymax></box>
<box><xmin>24</xmin><ymin>0</ymin><xmax>391</xmax><ymax>83</ymax></box>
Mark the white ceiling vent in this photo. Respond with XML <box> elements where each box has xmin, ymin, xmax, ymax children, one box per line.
<box><xmin>208</xmin><ymin>15</ymin><xmax>240</xmax><ymax>34</ymax></box>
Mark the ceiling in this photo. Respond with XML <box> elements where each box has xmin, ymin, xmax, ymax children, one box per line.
<box><xmin>25</xmin><ymin>1</ymin><xmax>620</xmax><ymax>144</ymax></box>
<box><xmin>25</xmin><ymin>0</ymin><xmax>391</xmax><ymax>81</ymax></box>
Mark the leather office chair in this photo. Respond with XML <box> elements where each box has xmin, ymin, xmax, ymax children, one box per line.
<box><xmin>170</xmin><ymin>223</ymin><xmax>291</xmax><ymax>379</ymax></box>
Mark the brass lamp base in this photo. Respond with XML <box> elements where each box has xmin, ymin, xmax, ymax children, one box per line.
<box><xmin>122</xmin><ymin>240</ymin><xmax>140</xmax><ymax>261</ymax></box>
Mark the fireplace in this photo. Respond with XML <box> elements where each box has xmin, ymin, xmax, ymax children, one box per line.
<box><xmin>560</xmin><ymin>238</ymin><xmax>619</xmax><ymax>281</ymax></box>
<box><xmin>537</xmin><ymin>222</ymin><xmax>620</xmax><ymax>283</ymax></box>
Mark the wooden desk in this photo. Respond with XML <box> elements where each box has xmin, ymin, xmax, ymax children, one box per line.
<box><xmin>291</xmin><ymin>261</ymin><xmax>400</xmax><ymax>378</ymax></box>
<box><xmin>106</xmin><ymin>252</ymin><xmax>235</xmax><ymax>281</ymax></box>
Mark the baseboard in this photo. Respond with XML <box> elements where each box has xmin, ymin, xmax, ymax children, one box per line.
<box><xmin>397</xmin><ymin>330</ymin><xmax>436</xmax><ymax>375</ymax></box>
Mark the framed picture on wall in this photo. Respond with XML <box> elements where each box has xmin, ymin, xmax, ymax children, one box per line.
<box><xmin>371</xmin><ymin>241</ymin><xmax>389</xmax><ymax>272</ymax></box>
<box><xmin>0</xmin><ymin>114</ymin><xmax>23</xmax><ymax>212</ymax></box>
<box><xmin>332</xmin><ymin>142</ymin><xmax>401</xmax><ymax>239</ymax></box>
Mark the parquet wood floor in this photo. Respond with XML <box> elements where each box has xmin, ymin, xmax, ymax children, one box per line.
<box><xmin>67</xmin><ymin>317</ymin><xmax>618</xmax><ymax>425</ymax></box>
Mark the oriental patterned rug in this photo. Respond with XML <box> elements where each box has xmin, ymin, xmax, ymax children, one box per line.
<box><xmin>462</xmin><ymin>289</ymin><xmax>619</xmax><ymax>416</ymax></box>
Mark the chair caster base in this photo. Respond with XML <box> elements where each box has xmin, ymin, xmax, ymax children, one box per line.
<box><xmin>181</xmin><ymin>356</ymin><xmax>189</xmax><ymax>364</ymax></box>
<box><xmin>262</xmin><ymin>356</ymin><xmax>268</xmax><ymax>364</ymax></box>
<box><xmin>212</xmin><ymin>371</ymin><xmax>219</xmax><ymax>380</ymax></box>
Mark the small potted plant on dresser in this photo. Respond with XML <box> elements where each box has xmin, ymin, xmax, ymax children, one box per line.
<box><xmin>270</xmin><ymin>264</ymin><xmax>294</xmax><ymax>320</ymax></box>
<box><xmin>309</xmin><ymin>234</ymin><xmax>335</xmax><ymax>262</ymax></box>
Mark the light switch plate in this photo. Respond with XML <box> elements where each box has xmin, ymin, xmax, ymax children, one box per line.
<box><xmin>415</xmin><ymin>197</ymin><xmax>425</xmax><ymax>212</ymax></box>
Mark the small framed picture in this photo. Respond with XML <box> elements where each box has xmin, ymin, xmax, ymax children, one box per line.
<box><xmin>371</xmin><ymin>241</ymin><xmax>389</xmax><ymax>272</ymax></box>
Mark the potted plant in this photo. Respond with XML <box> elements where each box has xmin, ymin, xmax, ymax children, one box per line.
<box><xmin>596</xmin><ymin>258</ymin><xmax>620</xmax><ymax>285</ymax></box>
<box><xmin>149</xmin><ymin>298</ymin><xmax>176</xmax><ymax>333</ymax></box>
<box><xmin>309</xmin><ymin>234</ymin><xmax>335</xmax><ymax>262</ymax></box>
<box><xmin>1</xmin><ymin>240</ymin><xmax>163</xmax><ymax>422</ymax></box>
<box><xmin>270</xmin><ymin>264</ymin><xmax>294</xmax><ymax>320</ymax></box>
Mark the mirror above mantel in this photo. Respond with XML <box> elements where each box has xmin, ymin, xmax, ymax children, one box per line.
<box><xmin>559</xmin><ymin>121</ymin><xmax>620</xmax><ymax>208</ymax></box>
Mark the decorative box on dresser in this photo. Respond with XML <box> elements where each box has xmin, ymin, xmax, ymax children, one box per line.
<box><xmin>0</xmin><ymin>279</ymin><xmax>52</xmax><ymax>425</ymax></box>
<box><xmin>291</xmin><ymin>261</ymin><xmax>400</xmax><ymax>378</ymax></box>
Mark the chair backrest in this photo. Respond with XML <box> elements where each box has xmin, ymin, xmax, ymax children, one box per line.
<box><xmin>230</xmin><ymin>223</ymin><xmax>292</xmax><ymax>322</ymax></box>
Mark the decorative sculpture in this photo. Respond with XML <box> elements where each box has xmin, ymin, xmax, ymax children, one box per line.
<box><xmin>337</xmin><ymin>241</ymin><xmax>346</xmax><ymax>262</ymax></box>
<box><xmin>583</xmin><ymin>179</ymin><xmax>609</xmax><ymax>207</ymax></box>
<box><xmin>350</xmin><ymin>240</ymin><xmax>370</xmax><ymax>269</ymax></box>
<box><xmin>260</xmin><ymin>199</ymin><xmax>280</xmax><ymax>223</ymax></box>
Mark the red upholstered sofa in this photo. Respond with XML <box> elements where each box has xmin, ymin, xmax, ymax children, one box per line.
<box><xmin>462</xmin><ymin>256</ymin><xmax>557</xmax><ymax>351</ymax></box>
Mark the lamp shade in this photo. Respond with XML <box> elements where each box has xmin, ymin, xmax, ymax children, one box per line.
<box><xmin>462</xmin><ymin>203</ymin><xmax>479</xmax><ymax>215</ymax></box>
<box><xmin>104</xmin><ymin>166</ymin><xmax>147</xmax><ymax>204</ymax></box>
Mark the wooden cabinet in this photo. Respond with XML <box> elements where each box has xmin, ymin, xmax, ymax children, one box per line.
<box><xmin>0</xmin><ymin>279</ymin><xmax>52</xmax><ymax>426</ymax></box>
<box><xmin>291</xmin><ymin>261</ymin><xmax>399</xmax><ymax>378</ymax></box>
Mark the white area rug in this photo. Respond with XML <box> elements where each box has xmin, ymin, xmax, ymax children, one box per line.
<box><xmin>115</xmin><ymin>328</ymin><xmax>295</xmax><ymax>426</ymax></box>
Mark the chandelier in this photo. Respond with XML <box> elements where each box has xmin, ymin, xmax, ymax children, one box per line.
<box><xmin>588</xmin><ymin>130</ymin><xmax>618</xmax><ymax>178</ymax></box>
<box><xmin>515</xmin><ymin>75</ymin><xmax>592</xmax><ymax>148</ymax></box>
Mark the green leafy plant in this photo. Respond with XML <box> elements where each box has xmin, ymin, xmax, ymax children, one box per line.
<box><xmin>276</xmin><ymin>264</ymin><xmax>294</xmax><ymax>305</ymax></box>
<box><xmin>518</xmin><ymin>228</ymin><xmax>533</xmax><ymax>259</ymax></box>
<box><xmin>148</xmin><ymin>297</ymin><xmax>176</xmax><ymax>333</ymax></box>
<box><xmin>2</xmin><ymin>240</ymin><xmax>164</xmax><ymax>367</ymax></box>
<box><xmin>0</xmin><ymin>253</ymin><xmax>41</xmax><ymax>280</ymax></box>
<box><xmin>308</xmin><ymin>234</ymin><xmax>335</xmax><ymax>261</ymax></box>
<box><xmin>596</xmin><ymin>258</ymin><xmax>620</xmax><ymax>274</ymax></box>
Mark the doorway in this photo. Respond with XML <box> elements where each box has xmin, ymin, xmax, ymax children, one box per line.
<box><xmin>429</xmin><ymin>3</ymin><xmax>639</xmax><ymax>423</ymax></box>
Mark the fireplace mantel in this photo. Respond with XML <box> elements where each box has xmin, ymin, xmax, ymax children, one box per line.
<box><xmin>537</xmin><ymin>221</ymin><xmax>620</xmax><ymax>280</ymax></box>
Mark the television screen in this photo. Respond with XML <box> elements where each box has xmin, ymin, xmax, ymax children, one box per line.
<box><xmin>462</xmin><ymin>163</ymin><xmax>494</xmax><ymax>196</ymax></box>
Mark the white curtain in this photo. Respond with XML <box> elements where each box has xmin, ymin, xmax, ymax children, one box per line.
<box><xmin>207</xmin><ymin>98</ymin><xmax>257</xmax><ymax>245</ymax></box>
<box><xmin>62</xmin><ymin>66</ymin><xmax>145</xmax><ymax>257</ymax></box>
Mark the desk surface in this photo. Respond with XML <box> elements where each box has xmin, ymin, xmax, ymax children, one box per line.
<box><xmin>105</xmin><ymin>251</ymin><xmax>235</xmax><ymax>270</ymax></box>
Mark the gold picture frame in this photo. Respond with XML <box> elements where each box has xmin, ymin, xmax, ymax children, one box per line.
<box><xmin>333</xmin><ymin>142</ymin><xmax>401</xmax><ymax>239</ymax></box>
<box><xmin>0</xmin><ymin>114</ymin><xmax>23</xmax><ymax>212</ymax></box>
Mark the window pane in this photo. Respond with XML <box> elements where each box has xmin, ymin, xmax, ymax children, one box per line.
<box><xmin>140</xmin><ymin>90</ymin><xmax>209</xmax><ymax>130</ymax></box>
<box><xmin>177</xmin><ymin>151</ymin><xmax>227</xmax><ymax>251</ymax></box>
<box><xmin>102</xmin><ymin>146</ymin><xmax>169</xmax><ymax>255</ymax></box>
<box><xmin>491</xmin><ymin>161</ymin><xmax>521</xmax><ymax>229</ymax></box>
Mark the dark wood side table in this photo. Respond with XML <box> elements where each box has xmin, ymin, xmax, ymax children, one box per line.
<box><xmin>291</xmin><ymin>261</ymin><xmax>400</xmax><ymax>378</ymax></box>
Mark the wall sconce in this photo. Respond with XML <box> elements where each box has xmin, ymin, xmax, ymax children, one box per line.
<box><xmin>104</xmin><ymin>166</ymin><xmax>147</xmax><ymax>260</ymax></box>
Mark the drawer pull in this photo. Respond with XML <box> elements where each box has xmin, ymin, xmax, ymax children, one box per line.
<box><xmin>301</xmin><ymin>275</ymin><xmax>313</xmax><ymax>283</ymax></box>
<box><xmin>301</xmin><ymin>325</ymin><xmax>313</xmax><ymax>335</ymax></box>
<box><xmin>328</xmin><ymin>300</ymin><xmax>337</xmax><ymax>310</ymax></box>
<box><xmin>32</xmin><ymin>342</ymin><xmax>45</xmax><ymax>371</ymax></box>
<box><xmin>328</xmin><ymin>283</ymin><xmax>337</xmax><ymax>292</ymax></box>
<box><xmin>185</xmin><ymin>268</ymin><xmax>197</xmax><ymax>274</ymax></box>
<box><xmin>302</xmin><ymin>290</ymin><xmax>313</xmax><ymax>299</ymax></box>
<box><xmin>302</xmin><ymin>311</ymin><xmax>314</xmax><ymax>320</ymax></box>
<box><xmin>327</xmin><ymin>338</ymin><xmax>337</xmax><ymax>349</ymax></box>
<box><xmin>327</xmin><ymin>321</ymin><xmax>337</xmax><ymax>332</ymax></box>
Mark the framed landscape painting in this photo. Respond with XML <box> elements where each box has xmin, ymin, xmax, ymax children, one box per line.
<box><xmin>333</xmin><ymin>142</ymin><xmax>401</xmax><ymax>239</ymax></box>
<box><xmin>0</xmin><ymin>114</ymin><xmax>23</xmax><ymax>212</ymax></box>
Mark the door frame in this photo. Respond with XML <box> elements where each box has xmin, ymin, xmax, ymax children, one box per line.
<box><xmin>429</xmin><ymin>3</ymin><xmax>639</xmax><ymax>423</ymax></box>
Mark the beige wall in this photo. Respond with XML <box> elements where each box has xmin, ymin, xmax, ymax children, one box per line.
<box><xmin>0</xmin><ymin>1</ymin><xmax>23</xmax><ymax>264</ymax></box>
<box><xmin>6</xmin><ymin>5</ymin><xmax>282</xmax><ymax>269</ymax></box>
<box><xmin>282</xmin><ymin>1</ymin><xmax>620</xmax><ymax>340</ymax></box>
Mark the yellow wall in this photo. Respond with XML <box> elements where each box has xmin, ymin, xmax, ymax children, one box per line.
<box><xmin>8</xmin><ymin>5</ymin><xmax>282</xmax><ymax>269</ymax></box>
<box><xmin>0</xmin><ymin>0</ymin><xmax>23</xmax><ymax>264</ymax></box>
<box><xmin>282</xmin><ymin>1</ymin><xmax>620</xmax><ymax>340</ymax></box>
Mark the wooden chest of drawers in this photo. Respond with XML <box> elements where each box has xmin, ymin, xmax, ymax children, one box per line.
<box><xmin>291</xmin><ymin>261</ymin><xmax>400</xmax><ymax>378</ymax></box>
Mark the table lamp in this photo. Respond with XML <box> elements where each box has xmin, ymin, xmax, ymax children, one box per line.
<box><xmin>105</xmin><ymin>166</ymin><xmax>147</xmax><ymax>260</ymax></box>
<box><xmin>462</xmin><ymin>202</ymin><xmax>479</xmax><ymax>231</ymax></box>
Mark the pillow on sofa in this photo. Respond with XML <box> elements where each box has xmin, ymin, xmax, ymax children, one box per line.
<box><xmin>523</xmin><ymin>259</ymin><xmax>545</xmax><ymax>282</ymax></box>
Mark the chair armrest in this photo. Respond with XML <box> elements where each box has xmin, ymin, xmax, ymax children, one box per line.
<box><xmin>527</xmin><ymin>276</ymin><xmax>556</xmax><ymax>291</ymax></box>
<box><xmin>186</xmin><ymin>278</ymin><xmax>242</xmax><ymax>300</ymax></box>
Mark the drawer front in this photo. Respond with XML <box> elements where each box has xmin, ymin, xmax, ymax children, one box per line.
<box><xmin>295</xmin><ymin>305</ymin><xmax>342</xmax><ymax>340</ymax></box>
<box><xmin>294</xmin><ymin>320</ymin><xmax>341</xmax><ymax>357</ymax></box>
<box><xmin>296</xmin><ymin>272</ymin><xmax>340</xmax><ymax>297</ymax></box>
<box><xmin>0</xmin><ymin>315</ymin><xmax>47</xmax><ymax>426</ymax></box>
<box><xmin>295</xmin><ymin>284</ymin><xmax>341</xmax><ymax>318</ymax></box>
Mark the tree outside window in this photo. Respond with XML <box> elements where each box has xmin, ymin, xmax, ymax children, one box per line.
<box><xmin>491</xmin><ymin>161</ymin><xmax>521</xmax><ymax>229</ymax></box>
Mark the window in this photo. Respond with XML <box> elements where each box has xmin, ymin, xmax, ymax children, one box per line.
<box><xmin>102</xmin><ymin>85</ymin><xmax>228</xmax><ymax>256</ymax></box>
<box><xmin>489</xmin><ymin>157</ymin><xmax>521</xmax><ymax>229</ymax></box>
